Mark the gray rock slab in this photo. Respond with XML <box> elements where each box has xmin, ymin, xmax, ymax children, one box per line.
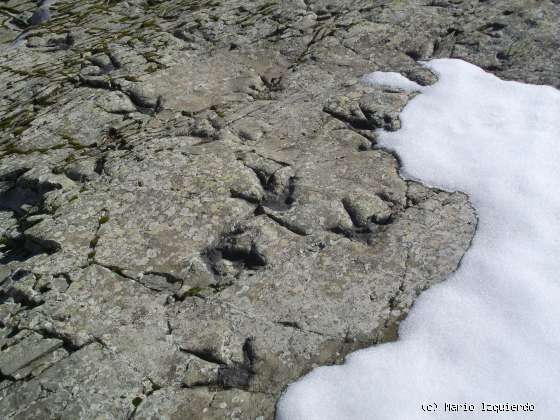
<box><xmin>0</xmin><ymin>0</ymin><xmax>554</xmax><ymax>418</ymax></box>
<box><xmin>0</xmin><ymin>332</ymin><xmax>62</xmax><ymax>376</ymax></box>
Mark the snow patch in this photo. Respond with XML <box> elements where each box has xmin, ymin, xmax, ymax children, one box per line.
<box><xmin>362</xmin><ymin>71</ymin><xmax>424</xmax><ymax>92</ymax></box>
<box><xmin>277</xmin><ymin>59</ymin><xmax>560</xmax><ymax>420</ymax></box>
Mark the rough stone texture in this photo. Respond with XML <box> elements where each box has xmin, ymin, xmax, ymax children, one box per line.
<box><xmin>0</xmin><ymin>0</ymin><xmax>556</xmax><ymax>418</ymax></box>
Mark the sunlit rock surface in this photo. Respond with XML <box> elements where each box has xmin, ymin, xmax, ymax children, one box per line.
<box><xmin>0</xmin><ymin>0</ymin><xmax>557</xmax><ymax>418</ymax></box>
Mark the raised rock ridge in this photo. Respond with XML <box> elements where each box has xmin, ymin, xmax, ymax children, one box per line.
<box><xmin>0</xmin><ymin>0</ymin><xmax>557</xmax><ymax>418</ymax></box>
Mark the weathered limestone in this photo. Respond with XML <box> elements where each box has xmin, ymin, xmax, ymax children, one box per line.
<box><xmin>0</xmin><ymin>0</ymin><xmax>556</xmax><ymax>418</ymax></box>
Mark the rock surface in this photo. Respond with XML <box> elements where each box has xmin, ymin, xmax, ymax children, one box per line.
<box><xmin>0</xmin><ymin>0</ymin><xmax>556</xmax><ymax>418</ymax></box>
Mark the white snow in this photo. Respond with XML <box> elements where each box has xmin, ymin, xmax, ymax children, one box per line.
<box><xmin>362</xmin><ymin>71</ymin><xmax>424</xmax><ymax>92</ymax></box>
<box><xmin>277</xmin><ymin>59</ymin><xmax>560</xmax><ymax>420</ymax></box>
